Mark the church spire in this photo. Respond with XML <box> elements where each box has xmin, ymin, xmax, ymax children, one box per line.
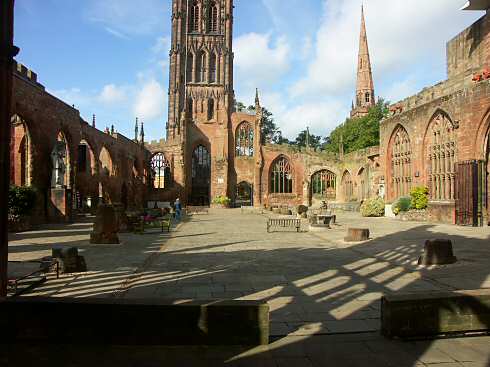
<box><xmin>351</xmin><ymin>4</ymin><xmax>375</xmax><ymax>118</ymax></box>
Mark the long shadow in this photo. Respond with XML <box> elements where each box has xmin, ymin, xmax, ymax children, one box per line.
<box><xmin>8</xmin><ymin>230</ymin><xmax>93</xmax><ymax>241</ymax></box>
<box><xmin>5</xmin><ymin>220</ymin><xmax>490</xmax><ymax>366</ymax></box>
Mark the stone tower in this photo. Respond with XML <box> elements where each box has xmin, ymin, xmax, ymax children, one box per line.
<box><xmin>166</xmin><ymin>0</ymin><xmax>235</xmax><ymax>205</ymax></box>
<box><xmin>351</xmin><ymin>5</ymin><xmax>375</xmax><ymax>119</ymax></box>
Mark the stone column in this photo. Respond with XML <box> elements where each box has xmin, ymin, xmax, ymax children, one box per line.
<box><xmin>0</xmin><ymin>0</ymin><xmax>18</xmax><ymax>297</ymax></box>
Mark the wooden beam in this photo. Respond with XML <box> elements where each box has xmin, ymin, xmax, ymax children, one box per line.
<box><xmin>0</xmin><ymin>0</ymin><xmax>18</xmax><ymax>297</ymax></box>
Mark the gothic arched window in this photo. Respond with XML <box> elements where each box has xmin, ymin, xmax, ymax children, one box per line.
<box><xmin>390</xmin><ymin>125</ymin><xmax>412</xmax><ymax>199</ymax></box>
<box><xmin>312</xmin><ymin>170</ymin><xmax>336</xmax><ymax>200</ymax></box>
<box><xmin>209</xmin><ymin>53</ymin><xmax>217</xmax><ymax>83</ymax></box>
<box><xmin>426</xmin><ymin>113</ymin><xmax>457</xmax><ymax>200</ymax></box>
<box><xmin>187</xmin><ymin>52</ymin><xmax>194</xmax><ymax>83</ymax></box>
<box><xmin>270</xmin><ymin>157</ymin><xmax>293</xmax><ymax>194</ymax></box>
<box><xmin>207</xmin><ymin>99</ymin><xmax>215</xmax><ymax>121</ymax></box>
<box><xmin>196</xmin><ymin>51</ymin><xmax>205</xmax><ymax>83</ymax></box>
<box><xmin>190</xmin><ymin>2</ymin><xmax>200</xmax><ymax>32</ymax></box>
<box><xmin>365</xmin><ymin>92</ymin><xmax>371</xmax><ymax>104</ymax></box>
<box><xmin>342</xmin><ymin>171</ymin><xmax>353</xmax><ymax>201</ymax></box>
<box><xmin>236</xmin><ymin>122</ymin><xmax>254</xmax><ymax>157</ymax></box>
<box><xmin>209</xmin><ymin>1</ymin><xmax>218</xmax><ymax>32</ymax></box>
<box><xmin>151</xmin><ymin>153</ymin><xmax>171</xmax><ymax>189</ymax></box>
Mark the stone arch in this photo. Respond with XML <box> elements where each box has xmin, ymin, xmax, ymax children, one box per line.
<box><xmin>311</xmin><ymin>169</ymin><xmax>337</xmax><ymax>202</ymax></box>
<box><xmin>99</xmin><ymin>146</ymin><xmax>114</xmax><ymax>177</ymax></box>
<box><xmin>11</xmin><ymin>114</ymin><xmax>33</xmax><ymax>186</ymax></box>
<box><xmin>269</xmin><ymin>155</ymin><xmax>293</xmax><ymax>194</ymax></box>
<box><xmin>475</xmin><ymin>105</ymin><xmax>490</xmax><ymax>160</ymax></box>
<box><xmin>78</xmin><ymin>139</ymin><xmax>96</xmax><ymax>176</ymax></box>
<box><xmin>190</xmin><ymin>144</ymin><xmax>211</xmax><ymax>205</ymax></box>
<box><xmin>51</xmin><ymin>131</ymin><xmax>71</xmax><ymax>188</ymax></box>
<box><xmin>150</xmin><ymin>152</ymin><xmax>172</xmax><ymax>189</ymax></box>
<box><xmin>387</xmin><ymin>124</ymin><xmax>412</xmax><ymax>201</ymax></box>
<box><xmin>235</xmin><ymin>121</ymin><xmax>254</xmax><ymax>157</ymax></box>
<box><xmin>236</xmin><ymin>181</ymin><xmax>253</xmax><ymax>207</ymax></box>
<box><xmin>423</xmin><ymin>109</ymin><xmax>457</xmax><ymax>201</ymax></box>
<box><xmin>341</xmin><ymin>170</ymin><xmax>354</xmax><ymax>202</ymax></box>
<box><xmin>357</xmin><ymin>167</ymin><xmax>369</xmax><ymax>201</ymax></box>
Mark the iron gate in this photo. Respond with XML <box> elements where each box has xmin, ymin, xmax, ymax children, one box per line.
<box><xmin>455</xmin><ymin>160</ymin><xmax>486</xmax><ymax>226</ymax></box>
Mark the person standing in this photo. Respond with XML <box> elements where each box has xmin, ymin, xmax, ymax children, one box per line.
<box><xmin>174</xmin><ymin>198</ymin><xmax>182</xmax><ymax>221</ymax></box>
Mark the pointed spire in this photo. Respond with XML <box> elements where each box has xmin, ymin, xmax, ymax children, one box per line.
<box><xmin>255</xmin><ymin>88</ymin><xmax>261</xmax><ymax>107</ymax></box>
<box><xmin>135</xmin><ymin>117</ymin><xmax>139</xmax><ymax>141</ymax></box>
<box><xmin>140</xmin><ymin>120</ymin><xmax>145</xmax><ymax>145</ymax></box>
<box><xmin>111</xmin><ymin>124</ymin><xmax>115</xmax><ymax>135</ymax></box>
<box><xmin>352</xmin><ymin>4</ymin><xmax>375</xmax><ymax>118</ymax></box>
<box><xmin>92</xmin><ymin>114</ymin><xmax>96</xmax><ymax>128</ymax></box>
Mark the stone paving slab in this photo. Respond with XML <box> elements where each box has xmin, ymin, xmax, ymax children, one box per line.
<box><xmin>7</xmin><ymin>209</ymin><xmax>490</xmax><ymax>365</ymax></box>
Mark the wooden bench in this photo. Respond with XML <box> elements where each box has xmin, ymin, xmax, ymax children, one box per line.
<box><xmin>187</xmin><ymin>206</ymin><xmax>209</xmax><ymax>215</ymax></box>
<box><xmin>267</xmin><ymin>218</ymin><xmax>301</xmax><ymax>233</ymax></box>
<box><xmin>134</xmin><ymin>215</ymin><xmax>172</xmax><ymax>234</ymax></box>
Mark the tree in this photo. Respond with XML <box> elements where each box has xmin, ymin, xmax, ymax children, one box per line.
<box><xmin>292</xmin><ymin>129</ymin><xmax>322</xmax><ymax>149</ymax></box>
<box><xmin>323</xmin><ymin>99</ymin><xmax>389</xmax><ymax>154</ymax></box>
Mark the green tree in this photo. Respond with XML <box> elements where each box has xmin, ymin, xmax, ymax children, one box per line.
<box><xmin>323</xmin><ymin>99</ymin><xmax>389</xmax><ymax>154</ymax></box>
<box><xmin>292</xmin><ymin>129</ymin><xmax>322</xmax><ymax>149</ymax></box>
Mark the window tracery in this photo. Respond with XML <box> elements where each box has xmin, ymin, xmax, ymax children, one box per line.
<box><xmin>270</xmin><ymin>157</ymin><xmax>293</xmax><ymax>194</ymax></box>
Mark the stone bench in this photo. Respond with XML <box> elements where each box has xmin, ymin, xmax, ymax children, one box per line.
<box><xmin>381</xmin><ymin>289</ymin><xmax>490</xmax><ymax>338</ymax></box>
<box><xmin>0</xmin><ymin>297</ymin><xmax>269</xmax><ymax>346</ymax></box>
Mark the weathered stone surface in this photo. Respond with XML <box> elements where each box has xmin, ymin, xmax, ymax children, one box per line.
<box><xmin>418</xmin><ymin>239</ymin><xmax>457</xmax><ymax>265</ymax></box>
<box><xmin>90</xmin><ymin>205</ymin><xmax>119</xmax><ymax>244</ymax></box>
<box><xmin>0</xmin><ymin>297</ymin><xmax>270</xmax><ymax>346</ymax></box>
<box><xmin>344</xmin><ymin>228</ymin><xmax>370</xmax><ymax>242</ymax></box>
<box><xmin>381</xmin><ymin>289</ymin><xmax>490</xmax><ymax>338</ymax></box>
<box><xmin>51</xmin><ymin>246</ymin><xmax>87</xmax><ymax>273</ymax></box>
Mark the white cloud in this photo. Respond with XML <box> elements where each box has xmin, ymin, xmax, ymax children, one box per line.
<box><xmin>98</xmin><ymin>84</ymin><xmax>127</xmax><ymax>104</ymax></box>
<box><xmin>133</xmin><ymin>79</ymin><xmax>165</xmax><ymax>121</ymax></box>
<box><xmin>291</xmin><ymin>0</ymin><xmax>483</xmax><ymax>99</ymax></box>
<box><xmin>235</xmin><ymin>33</ymin><xmax>291</xmax><ymax>87</ymax></box>
<box><xmin>152</xmin><ymin>36</ymin><xmax>170</xmax><ymax>54</ymax></box>
<box><xmin>86</xmin><ymin>0</ymin><xmax>165</xmax><ymax>37</ymax></box>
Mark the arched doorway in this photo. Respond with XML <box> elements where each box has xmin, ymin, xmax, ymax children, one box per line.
<box><xmin>341</xmin><ymin>171</ymin><xmax>353</xmax><ymax>202</ymax></box>
<box><xmin>51</xmin><ymin>132</ymin><xmax>70</xmax><ymax>188</ymax></box>
<box><xmin>311</xmin><ymin>170</ymin><xmax>336</xmax><ymax>206</ymax></box>
<box><xmin>11</xmin><ymin>115</ymin><xmax>32</xmax><ymax>186</ymax></box>
<box><xmin>191</xmin><ymin>145</ymin><xmax>211</xmax><ymax>205</ymax></box>
<box><xmin>236</xmin><ymin>182</ymin><xmax>253</xmax><ymax>207</ymax></box>
<box><xmin>358</xmin><ymin>167</ymin><xmax>368</xmax><ymax>202</ymax></box>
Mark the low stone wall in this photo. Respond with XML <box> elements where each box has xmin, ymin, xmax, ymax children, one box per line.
<box><xmin>398</xmin><ymin>210</ymin><xmax>428</xmax><ymax>222</ymax></box>
<box><xmin>1</xmin><ymin>297</ymin><xmax>270</xmax><ymax>346</ymax></box>
<box><xmin>381</xmin><ymin>289</ymin><xmax>490</xmax><ymax>338</ymax></box>
<box><xmin>329</xmin><ymin>202</ymin><xmax>361</xmax><ymax>212</ymax></box>
<box><xmin>428</xmin><ymin>201</ymin><xmax>456</xmax><ymax>224</ymax></box>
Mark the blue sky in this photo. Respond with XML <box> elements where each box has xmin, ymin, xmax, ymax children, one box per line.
<box><xmin>14</xmin><ymin>0</ymin><xmax>484</xmax><ymax>141</ymax></box>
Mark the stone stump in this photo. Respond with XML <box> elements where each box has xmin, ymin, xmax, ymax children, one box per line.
<box><xmin>90</xmin><ymin>204</ymin><xmax>120</xmax><ymax>244</ymax></box>
<box><xmin>344</xmin><ymin>228</ymin><xmax>370</xmax><ymax>242</ymax></box>
<box><xmin>418</xmin><ymin>239</ymin><xmax>457</xmax><ymax>265</ymax></box>
<box><xmin>52</xmin><ymin>246</ymin><xmax>87</xmax><ymax>273</ymax></box>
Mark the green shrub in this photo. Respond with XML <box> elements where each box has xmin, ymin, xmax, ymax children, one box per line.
<box><xmin>9</xmin><ymin>186</ymin><xmax>37</xmax><ymax>218</ymax></box>
<box><xmin>410</xmin><ymin>186</ymin><xmax>429</xmax><ymax>210</ymax></box>
<box><xmin>360</xmin><ymin>197</ymin><xmax>385</xmax><ymax>217</ymax></box>
<box><xmin>212</xmin><ymin>195</ymin><xmax>231</xmax><ymax>206</ymax></box>
<box><xmin>392</xmin><ymin>196</ymin><xmax>411</xmax><ymax>215</ymax></box>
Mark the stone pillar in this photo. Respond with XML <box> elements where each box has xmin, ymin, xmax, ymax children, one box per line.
<box><xmin>0</xmin><ymin>0</ymin><xmax>18</xmax><ymax>297</ymax></box>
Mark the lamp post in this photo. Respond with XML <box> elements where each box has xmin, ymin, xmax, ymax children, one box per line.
<box><xmin>0</xmin><ymin>0</ymin><xmax>18</xmax><ymax>297</ymax></box>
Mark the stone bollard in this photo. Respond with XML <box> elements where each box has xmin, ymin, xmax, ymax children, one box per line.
<box><xmin>418</xmin><ymin>239</ymin><xmax>457</xmax><ymax>265</ymax></box>
<box><xmin>90</xmin><ymin>204</ymin><xmax>120</xmax><ymax>244</ymax></box>
<box><xmin>52</xmin><ymin>246</ymin><xmax>87</xmax><ymax>273</ymax></box>
<box><xmin>345</xmin><ymin>228</ymin><xmax>370</xmax><ymax>242</ymax></box>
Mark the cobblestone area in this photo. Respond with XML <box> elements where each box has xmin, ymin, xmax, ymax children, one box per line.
<box><xmin>7</xmin><ymin>209</ymin><xmax>490</xmax><ymax>366</ymax></box>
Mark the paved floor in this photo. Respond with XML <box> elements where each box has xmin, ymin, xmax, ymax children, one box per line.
<box><xmin>6</xmin><ymin>209</ymin><xmax>490</xmax><ymax>366</ymax></box>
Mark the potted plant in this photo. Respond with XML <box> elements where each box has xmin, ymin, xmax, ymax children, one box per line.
<box><xmin>211</xmin><ymin>195</ymin><xmax>231</xmax><ymax>208</ymax></box>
